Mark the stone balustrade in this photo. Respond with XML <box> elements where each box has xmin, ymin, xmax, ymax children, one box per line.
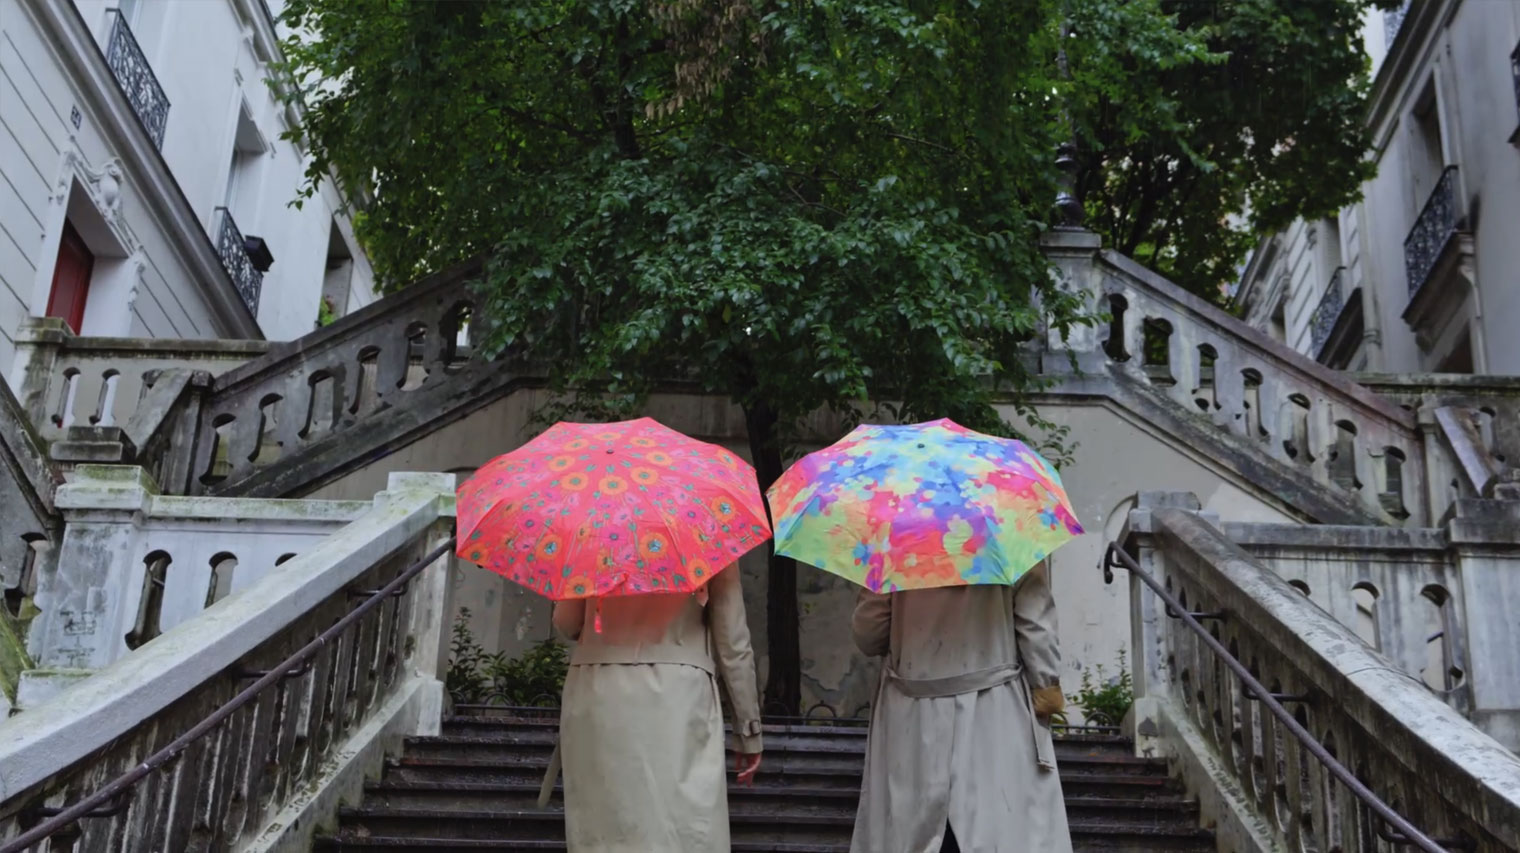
<box><xmin>184</xmin><ymin>258</ymin><xmax>490</xmax><ymax>498</ymax></box>
<box><xmin>0</xmin><ymin>472</ymin><xmax>455</xmax><ymax>852</ymax></box>
<box><xmin>1357</xmin><ymin>375</ymin><xmax>1520</xmax><ymax>522</ymax></box>
<box><xmin>18</xmin><ymin>466</ymin><xmax>381</xmax><ymax>707</ymax></box>
<box><xmin>1079</xmin><ymin>248</ymin><xmax>1426</xmax><ymax>526</ymax></box>
<box><xmin>9</xmin><ymin>317</ymin><xmax>266</xmax><ymax>447</ymax></box>
<box><xmin>1122</xmin><ymin>493</ymin><xmax>1520</xmax><ymax>852</ymax></box>
<box><xmin>1222</xmin><ymin>521</ymin><xmax>1471</xmax><ymax>716</ymax></box>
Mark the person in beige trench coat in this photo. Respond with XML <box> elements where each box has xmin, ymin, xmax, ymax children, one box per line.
<box><xmin>849</xmin><ymin>561</ymin><xmax>1071</xmax><ymax>853</ymax></box>
<box><xmin>550</xmin><ymin>562</ymin><xmax>764</xmax><ymax>853</ymax></box>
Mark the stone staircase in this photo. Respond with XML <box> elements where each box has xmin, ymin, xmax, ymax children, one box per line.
<box><xmin>315</xmin><ymin>707</ymin><xmax>1214</xmax><ymax>852</ymax></box>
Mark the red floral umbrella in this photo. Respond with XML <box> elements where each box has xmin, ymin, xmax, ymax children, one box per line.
<box><xmin>456</xmin><ymin>418</ymin><xmax>771</xmax><ymax>600</ymax></box>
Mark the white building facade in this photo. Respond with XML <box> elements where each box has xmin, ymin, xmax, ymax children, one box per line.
<box><xmin>1235</xmin><ymin>0</ymin><xmax>1520</xmax><ymax>375</ymax></box>
<box><xmin>0</xmin><ymin>0</ymin><xmax>374</xmax><ymax>379</ymax></box>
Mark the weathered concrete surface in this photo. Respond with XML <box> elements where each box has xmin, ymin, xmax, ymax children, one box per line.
<box><xmin>25</xmin><ymin>465</ymin><xmax>374</xmax><ymax>678</ymax></box>
<box><xmin>1145</xmin><ymin>696</ymin><xmax>1280</xmax><ymax>853</ymax></box>
<box><xmin>1132</xmin><ymin>503</ymin><xmax>1520</xmax><ymax>850</ymax></box>
<box><xmin>0</xmin><ymin>473</ymin><xmax>455</xmax><ymax>803</ymax></box>
<box><xmin>1222</xmin><ymin>500</ymin><xmax>1520</xmax><ymax>750</ymax></box>
<box><xmin>239</xmin><ymin>675</ymin><xmax>445</xmax><ymax>853</ymax></box>
<box><xmin>9</xmin><ymin>316</ymin><xmax>267</xmax><ymax>445</ymax></box>
<box><xmin>0</xmin><ymin>377</ymin><xmax>59</xmax><ymax>710</ymax></box>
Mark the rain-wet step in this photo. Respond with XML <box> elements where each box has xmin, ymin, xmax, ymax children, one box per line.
<box><xmin>315</xmin><ymin>709</ymin><xmax>1214</xmax><ymax>853</ymax></box>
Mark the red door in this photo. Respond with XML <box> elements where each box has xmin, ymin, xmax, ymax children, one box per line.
<box><xmin>46</xmin><ymin>222</ymin><xmax>94</xmax><ymax>334</ymax></box>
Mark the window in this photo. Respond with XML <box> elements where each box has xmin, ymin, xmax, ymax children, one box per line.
<box><xmin>1408</xmin><ymin>81</ymin><xmax>1446</xmax><ymax>216</ymax></box>
<box><xmin>1269</xmin><ymin>293</ymin><xmax>1287</xmax><ymax>344</ymax></box>
<box><xmin>46</xmin><ymin>221</ymin><xmax>95</xmax><ymax>333</ymax></box>
<box><xmin>223</xmin><ymin>101</ymin><xmax>266</xmax><ymax>225</ymax></box>
<box><xmin>320</xmin><ymin>219</ymin><xmax>354</xmax><ymax>324</ymax></box>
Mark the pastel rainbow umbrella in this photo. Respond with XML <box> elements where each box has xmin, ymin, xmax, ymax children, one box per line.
<box><xmin>767</xmin><ymin>419</ymin><xmax>1083</xmax><ymax>592</ymax></box>
<box><xmin>456</xmin><ymin>418</ymin><xmax>772</xmax><ymax>601</ymax></box>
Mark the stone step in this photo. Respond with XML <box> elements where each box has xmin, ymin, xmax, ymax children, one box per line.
<box><xmin>314</xmin><ymin>837</ymin><xmax>1215</xmax><ymax>853</ymax></box>
<box><xmin>358</xmin><ymin>780</ymin><xmax>1200</xmax><ymax>826</ymax></box>
<box><xmin>438</xmin><ymin>715</ymin><xmax>1137</xmax><ymax>758</ymax></box>
<box><xmin>330</xmin><ymin>807</ymin><xmax>851</xmax><ymax>844</ymax></box>
<box><xmin>314</xmin><ymin>841</ymin><xmax>848</xmax><ymax>853</ymax></box>
<box><xmin>402</xmin><ymin>733</ymin><xmax>1157</xmax><ymax>774</ymax></box>
<box><xmin>327</xmin><ymin>710</ymin><xmax>1210</xmax><ymax>852</ymax></box>
<box><xmin>326</xmin><ymin>806</ymin><xmax>1209</xmax><ymax>843</ymax></box>
<box><xmin>384</xmin><ymin>755</ymin><xmax>1180</xmax><ymax>799</ymax></box>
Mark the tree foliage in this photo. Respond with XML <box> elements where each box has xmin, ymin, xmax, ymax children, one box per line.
<box><xmin>1066</xmin><ymin>0</ymin><xmax>1388</xmax><ymax>293</ymax></box>
<box><xmin>275</xmin><ymin>0</ymin><xmax>1381</xmax><ymax>711</ymax></box>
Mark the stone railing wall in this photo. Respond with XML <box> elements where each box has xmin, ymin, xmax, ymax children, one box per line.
<box><xmin>0</xmin><ymin>472</ymin><xmax>455</xmax><ymax>853</ymax></box>
<box><xmin>0</xmin><ymin>380</ymin><xmax>61</xmax><ymax>714</ymax></box>
<box><xmin>1122</xmin><ymin>494</ymin><xmax>1520</xmax><ymax>853</ymax></box>
<box><xmin>9</xmin><ymin>317</ymin><xmax>266</xmax><ymax>448</ymax></box>
<box><xmin>18</xmin><ymin>466</ymin><xmax>376</xmax><ymax>707</ymax></box>
<box><xmin>1222</xmin><ymin>522</ymin><xmax>1471</xmax><ymax>716</ymax></box>
<box><xmin>1081</xmin><ymin>248</ymin><xmax>1426</xmax><ymax>526</ymax></box>
<box><xmin>1358</xmin><ymin>375</ymin><xmax>1520</xmax><ymax>522</ymax></box>
<box><xmin>185</xmin><ymin>258</ymin><xmax>488</xmax><ymax>498</ymax></box>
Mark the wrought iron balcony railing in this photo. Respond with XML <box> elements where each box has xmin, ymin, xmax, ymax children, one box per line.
<box><xmin>106</xmin><ymin>10</ymin><xmax>170</xmax><ymax>149</ymax></box>
<box><xmin>215</xmin><ymin>208</ymin><xmax>263</xmax><ymax>317</ymax></box>
<box><xmin>1404</xmin><ymin>166</ymin><xmax>1460</xmax><ymax>300</ymax></box>
<box><xmin>1309</xmin><ymin>266</ymin><xmax>1347</xmax><ymax>357</ymax></box>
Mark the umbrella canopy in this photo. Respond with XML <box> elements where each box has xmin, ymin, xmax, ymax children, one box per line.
<box><xmin>457</xmin><ymin>418</ymin><xmax>771</xmax><ymax>599</ymax></box>
<box><xmin>767</xmin><ymin>418</ymin><xmax>1082</xmax><ymax>592</ymax></box>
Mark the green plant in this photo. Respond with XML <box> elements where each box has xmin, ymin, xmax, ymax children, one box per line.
<box><xmin>1072</xmin><ymin>650</ymin><xmax>1134</xmax><ymax>727</ymax></box>
<box><xmin>446</xmin><ymin>609</ymin><xmax>569</xmax><ymax>707</ymax></box>
<box><xmin>445</xmin><ymin>608</ymin><xmax>490</xmax><ymax>704</ymax></box>
<box><xmin>316</xmin><ymin>297</ymin><xmax>337</xmax><ymax>327</ymax></box>
<box><xmin>482</xmin><ymin>637</ymin><xmax>569</xmax><ymax>707</ymax></box>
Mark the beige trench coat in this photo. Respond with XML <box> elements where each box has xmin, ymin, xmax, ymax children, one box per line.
<box><xmin>849</xmin><ymin>563</ymin><xmax>1072</xmax><ymax>853</ymax></box>
<box><xmin>551</xmin><ymin>563</ymin><xmax>763</xmax><ymax>853</ymax></box>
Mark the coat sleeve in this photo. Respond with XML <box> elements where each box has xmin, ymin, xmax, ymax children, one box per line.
<box><xmin>1013</xmin><ymin>561</ymin><xmax>1062</xmax><ymax>690</ymax></box>
<box><xmin>851</xmin><ymin>589</ymin><xmax>892</xmax><ymax>658</ymax></box>
<box><xmin>708</xmin><ymin>565</ymin><xmax>764</xmax><ymax>754</ymax></box>
<box><xmin>552</xmin><ymin>600</ymin><xmax>586</xmax><ymax>642</ymax></box>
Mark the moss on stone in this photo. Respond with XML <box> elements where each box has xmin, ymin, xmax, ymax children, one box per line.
<box><xmin>0</xmin><ymin>608</ymin><xmax>34</xmax><ymax>706</ymax></box>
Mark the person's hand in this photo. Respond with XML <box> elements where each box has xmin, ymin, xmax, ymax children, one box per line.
<box><xmin>734</xmin><ymin>751</ymin><xmax>762</xmax><ymax>786</ymax></box>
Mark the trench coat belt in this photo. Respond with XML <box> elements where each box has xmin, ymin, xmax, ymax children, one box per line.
<box><xmin>884</xmin><ymin>662</ymin><xmax>1058</xmax><ymax>770</ymax></box>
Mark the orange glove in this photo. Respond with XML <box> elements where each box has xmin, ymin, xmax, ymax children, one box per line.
<box><xmin>1032</xmin><ymin>685</ymin><xmax>1066</xmax><ymax>718</ymax></box>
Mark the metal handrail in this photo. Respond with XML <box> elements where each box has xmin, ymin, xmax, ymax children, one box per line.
<box><xmin>1102</xmin><ymin>542</ymin><xmax>1470</xmax><ymax>853</ymax></box>
<box><xmin>0</xmin><ymin>536</ymin><xmax>457</xmax><ymax>853</ymax></box>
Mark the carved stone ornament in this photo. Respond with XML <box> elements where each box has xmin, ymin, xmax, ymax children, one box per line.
<box><xmin>55</xmin><ymin>147</ymin><xmax>125</xmax><ymax>224</ymax></box>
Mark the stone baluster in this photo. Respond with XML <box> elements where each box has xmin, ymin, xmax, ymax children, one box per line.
<box><xmin>1125</xmin><ymin>495</ymin><xmax>1520</xmax><ymax>852</ymax></box>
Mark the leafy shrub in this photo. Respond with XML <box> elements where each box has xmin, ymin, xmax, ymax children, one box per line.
<box><xmin>1072</xmin><ymin>649</ymin><xmax>1134</xmax><ymax>727</ymax></box>
<box><xmin>447</xmin><ymin>608</ymin><xmax>568</xmax><ymax>707</ymax></box>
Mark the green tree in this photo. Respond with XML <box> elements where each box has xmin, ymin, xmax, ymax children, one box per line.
<box><xmin>273</xmin><ymin>0</ymin><xmax>1373</xmax><ymax>712</ymax></box>
<box><xmin>1065</xmin><ymin>0</ymin><xmax>1388</xmax><ymax>294</ymax></box>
